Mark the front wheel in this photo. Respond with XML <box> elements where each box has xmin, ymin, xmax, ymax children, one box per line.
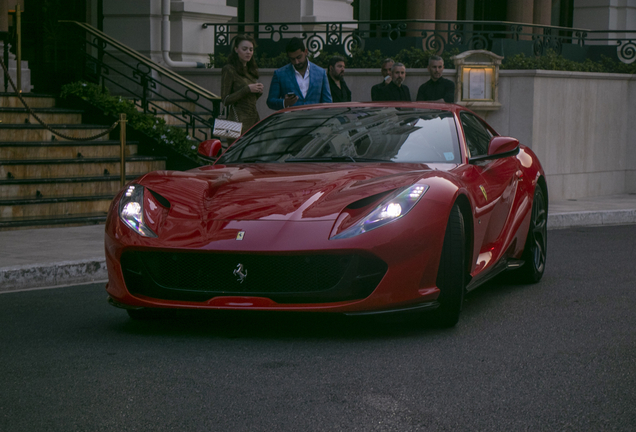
<box><xmin>517</xmin><ymin>185</ymin><xmax>548</xmax><ymax>283</ymax></box>
<box><xmin>429</xmin><ymin>204</ymin><xmax>467</xmax><ymax>328</ymax></box>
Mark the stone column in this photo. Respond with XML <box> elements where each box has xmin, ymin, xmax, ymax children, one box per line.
<box><xmin>406</xmin><ymin>0</ymin><xmax>435</xmax><ymax>40</ymax></box>
<box><xmin>169</xmin><ymin>0</ymin><xmax>236</xmax><ymax>64</ymax></box>
<box><xmin>574</xmin><ymin>0</ymin><xmax>636</xmax><ymax>45</ymax></box>
<box><xmin>533</xmin><ymin>0</ymin><xmax>551</xmax><ymax>34</ymax></box>
<box><xmin>507</xmin><ymin>0</ymin><xmax>534</xmax><ymax>40</ymax></box>
<box><xmin>103</xmin><ymin>0</ymin><xmax>235</xmax><ymax>65</ymax></box>
<box><xmin>435</xmin><ymin>0</ymin><xmax>457</xmax><ymax>48</ymax></box>
<box><xmin>103</xmin><ymin>0</ymin><xmax>163</xmax><ymax>63</ymax></box>
<box><xmin>407</xmin><ymin>0</ymin><xmax>435</xmax><ymax>20</ymax></box>
<box><xmin>573</xmin><ymin>0</ymin><xmax>619</xmax><ymax>29</ymax></box>
<box><xmin>575</xmin><ymin>0</ymin><xmax>636</xmax><ymax>63</ymax></box>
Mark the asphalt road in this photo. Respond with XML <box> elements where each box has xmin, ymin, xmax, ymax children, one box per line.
<box><xmin>1</xmin><ymin>225</ymin><xmax>635</xmax><ymax>432</ymax></box>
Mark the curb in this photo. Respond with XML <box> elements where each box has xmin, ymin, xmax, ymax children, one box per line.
<box><xmin>0</xmin><ymin>257</ymin><xmax>107</xmax><ymax>293</ymax></box>
<box><xmin>548</xmin><ymin>209</ymin><xmax>636</xmax><ymax>230</ymax></box>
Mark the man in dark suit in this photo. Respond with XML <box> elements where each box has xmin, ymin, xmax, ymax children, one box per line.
<box><xmin>327</xmin><ymin>56</ymin><xmax>351</xmax><ymax>102</ymax></box>
<box><xmin>376</xmin><ymin>63</ymin><xmax>411</xmax><ymax>102</ymax></box>
<box><xmin>370</xmin><ymin>58</ymin><xmax>394</xmax><ymax>101</ymax></box>
<box><xmin>416</xmin><ymin>55</ymin><xmax>455</xmax><ymax>103</ymax></box>
<box><xmin>267</xmin><ymin>38</ymin><xmax>332</xmax><ymax>110</ymax></box>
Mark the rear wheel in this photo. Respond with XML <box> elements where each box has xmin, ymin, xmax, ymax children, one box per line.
<box><xmin>429</xmin><ymin>204</ymin><xmax>467</xmax><ymax>328</ymax></box>
<box><xmin>517</xmin><ymin>186</ymin><xmax>548</xmax><ymax>283</ymax></box>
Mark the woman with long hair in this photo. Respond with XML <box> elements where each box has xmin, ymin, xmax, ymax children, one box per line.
<box><xmin>220</xmin><ymin>34</ymin><xmax>263</xmax><ymax>135</ymax></box>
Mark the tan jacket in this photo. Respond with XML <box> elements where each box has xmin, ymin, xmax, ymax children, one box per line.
<box><xmin>221</xmin><ymin>64</ymin><xmax>261</xmax><ymax>133</ymax></box>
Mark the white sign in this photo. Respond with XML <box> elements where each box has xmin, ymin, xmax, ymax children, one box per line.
<box><xmin>469</xmin><ymin>69</ymin><xmax>486</xmax><ymax>99</ymax></box>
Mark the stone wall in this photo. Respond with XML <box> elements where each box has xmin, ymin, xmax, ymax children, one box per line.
<box><xmin>487</xmin><ymin>70</ymin><xmax>636</xmax><ymax>200</ymax></box>
<box><xmin>178</xmin><ymin>67</ymin><xmax>636</xmax><ymax>202</ymax></box>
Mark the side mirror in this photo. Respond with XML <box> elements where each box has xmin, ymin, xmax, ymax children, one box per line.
<box><xmin>488</xmin><ymin>136</ymin><xmax>519</xmax><ymax>156</ymax></box>
<box><xmin>469</xmin><ymin>136</ymin><xmax>519</xmax><ymax>164</ymax></box>
<box><xmin>198</xmin><ymin>139</ymin><xmax>223</xmax><ymax>160</ymax></box>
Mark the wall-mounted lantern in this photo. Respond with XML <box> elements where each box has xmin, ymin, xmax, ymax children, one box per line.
<box><xmin>451</xmin><ymin>50</ymin><xmax>503</xmax><ymax>111</ymax></box>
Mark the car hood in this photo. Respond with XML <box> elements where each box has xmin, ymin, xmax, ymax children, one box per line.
<box><xmin>138</xmin><ymin>163</ymin><xmax>452</xmax><ymax>221</ymax></box>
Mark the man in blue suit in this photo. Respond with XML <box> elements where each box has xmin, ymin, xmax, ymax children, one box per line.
<box><xmin>267</xmin><ymin>38</ymin><xmax>332</xmax><ymax>110</ymax></box>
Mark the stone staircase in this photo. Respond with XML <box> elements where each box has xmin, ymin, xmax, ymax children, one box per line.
<box><xmin>0</xmin><ymin>93</ymin><xmax>166</xmax><ymax>230</ymax></box>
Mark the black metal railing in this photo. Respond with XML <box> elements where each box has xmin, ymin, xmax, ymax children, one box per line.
<box><xmin>62</xmin><ymin>21</ymin><xmax>221</xmax><ymax>142</ymax></box>
<box><xmin>204</xmin><ymin>19</ymin><xmax>636</xmax><ymax>65</ymax></box>
<box><xmin>583</xmin><ymin>30</ymin><xmax>636</xmax><ymax>64</ymax></box>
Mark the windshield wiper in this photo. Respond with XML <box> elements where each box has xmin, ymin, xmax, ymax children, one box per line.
<box><xmin>232</xmin><ymin>157</ymin><xmax>276</xmax><ymax>163</ymax></box>
<box><xmin>285</xmin><ymin>156</ymin><xmax>390</xmax><ymax>163</ymax></box>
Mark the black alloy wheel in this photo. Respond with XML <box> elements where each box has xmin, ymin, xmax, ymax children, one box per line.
<box><xmin>429</xmin><ymin>204</ymin><xmax>467</xmax><ymax>328</ymax></box>
<box><xmin>517</xmin><ymin>185</ymin><xmax>548</xmax><ymax>283</ymax></box>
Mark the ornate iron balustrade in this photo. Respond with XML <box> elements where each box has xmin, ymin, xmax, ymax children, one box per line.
<box><xmin>63</xmin><ymin>21</ymin><xmax>221</xmax><ymax>142</ymax></box>
<box><xmin>583</xmin><ymin>30</ymin><xmax>636</xmax><ymax>64</ymax></box>
<box><xmin>203</xmin><ymin>19</ymin><xmax>635</xmax><ymax>65</ymax></box>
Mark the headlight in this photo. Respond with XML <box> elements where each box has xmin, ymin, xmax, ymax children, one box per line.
<box><xmin>331</xmin><ymin>184</ymin><xmax>429</xmax><ymax>239</ymax></box>
<box><xmin>118</xmin><ymin>184</ymin><xmax>157</xmax><ymax>237</ymax></box>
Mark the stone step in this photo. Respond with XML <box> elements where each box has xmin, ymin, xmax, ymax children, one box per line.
<box><xmin>0</xmin><ymin>156</ymin><xmax>166</xmax><ymax>179</ymax></box>
<box><xmin>0</xmin><ymin>194</ymin><xmax>114</xmax><ymax>219</ymax></box>
<box><xmin>0</xmin><ymin>141</ymin><xmax>138</xmax><ymax>160</ymax></box>
<box><xmin>0</xmin><ymin>212</ymin><xmax>107</xmax><ymax>231</ymax></box>
<box><xmin>0</xmin><ymin>124</ymin><xmax>112</xmax><ymax>142</ymax></box>
<box><xmin>0</xmin><ymin>108</ymin><xmax>83</xmax><ymax>125</ymax></box>
<box><xmin>0</xmin><ymin>174</ymin><xmax>140</xmax><ymax>199</ymax></box>
<box><xmin>0</xmin><ymin>93</ymin><xmax>56</xmax><ymax>108</ymax></box>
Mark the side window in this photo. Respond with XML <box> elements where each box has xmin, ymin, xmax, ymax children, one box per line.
<box><xmin>460</xmin><ymin>113</ymin><xmax>492</xmax><ymax>157</ymax></box>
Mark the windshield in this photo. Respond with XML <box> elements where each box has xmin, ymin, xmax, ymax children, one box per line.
<box><xmin>216</xmin><ymin>107</ymin><xmax>461</xmax><ymax>164</ymax></box>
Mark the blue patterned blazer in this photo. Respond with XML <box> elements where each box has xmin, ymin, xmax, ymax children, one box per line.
<box><xmin>267</xmin><ymin>62</ymin><xmax>332</xmax><ymax>111</ymax></box>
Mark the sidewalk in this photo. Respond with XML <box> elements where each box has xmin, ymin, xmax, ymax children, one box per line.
<box><xmin>2</xmin><ymin>193</ymin><xmax>636</xmax><ymax>293</ymax></box>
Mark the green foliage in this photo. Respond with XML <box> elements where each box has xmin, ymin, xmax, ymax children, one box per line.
<box><xmin>501</xmin><ymin>50</ymin><xmax>636</xmax><ymax>74</ymax></box>
<box><xmin>60</xmin><ymin>82</ymin><xmax>198</xmax><ymax>157</ymax></box>
<box><xmin>393</xmin><ymin>47</ymin><xmax>459</xmax><ymax>69</ymax></box>
<box><xmin>210</xmin><ymin>46</ymin><xmax>635</xmax><ymax>74</ymax></box>
<box><xmin>209</xmin><ymin>47</ymin><xmax>460</xmax><ymax>69</ymax></box>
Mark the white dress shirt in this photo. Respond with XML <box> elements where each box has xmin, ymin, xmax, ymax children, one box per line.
<box><xmin>294</xmin><ymin>62</ymin><xmax>311</xmax><ymax>98</ymax></box>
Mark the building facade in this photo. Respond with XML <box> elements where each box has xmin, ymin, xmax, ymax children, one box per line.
<box><xmin>2</xmin><ymin>1</ymin><xmax>634</xmax><ymax>91</ymax></box>
<box><xmin>102</xmin><ymin>0</ymin><xmax>636</xmax><ymax>68</ymax></box>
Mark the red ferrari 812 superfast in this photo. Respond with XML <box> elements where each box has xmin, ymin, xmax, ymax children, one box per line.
<box><xmin>105</xmin><ymin>102</ymin><xmax>548</xmax><ymax>327</ymax></box>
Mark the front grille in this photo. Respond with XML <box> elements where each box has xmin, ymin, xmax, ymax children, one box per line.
<box><xmin>121</xmin><ymin>250</ymin><xmax>387</xmax><ymax>303</ymax></box>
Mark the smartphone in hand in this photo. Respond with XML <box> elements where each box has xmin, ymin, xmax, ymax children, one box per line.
<box><xmin>284</xmin><ymin>92</ymin><xmax>297</xmax><ymax>108</ymax></box>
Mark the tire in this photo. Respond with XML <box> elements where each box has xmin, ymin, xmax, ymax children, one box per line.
<box><xmin>429</xmin><ymin>204</ymin><xmax>467</xmax><ymax>328</ymax></box>
<box><xmin>126</xmin><ymin>308</ymin><xmax>175</xmax><ymax>320</ymax></box>
<box><xmin>517</xmin><ymin>185</ymin><xmax>548</xmax><ymax>283</ymax></box>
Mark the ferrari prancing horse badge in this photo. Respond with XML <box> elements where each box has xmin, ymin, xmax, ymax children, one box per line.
<box><xmin>233</xmin><ymin>263</ymin><xmax>247</xmax><ymax>283</ymax></box>
<box><xmin>479</xmin><ymin>185</ymin><xmax>488</xmax><ymax>201</ymax></box>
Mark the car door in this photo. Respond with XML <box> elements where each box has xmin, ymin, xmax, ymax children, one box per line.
<box><xmin>460</xmin><ymin>112</ymin><xmax>521</xmax><ymax>272</ymax></box>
